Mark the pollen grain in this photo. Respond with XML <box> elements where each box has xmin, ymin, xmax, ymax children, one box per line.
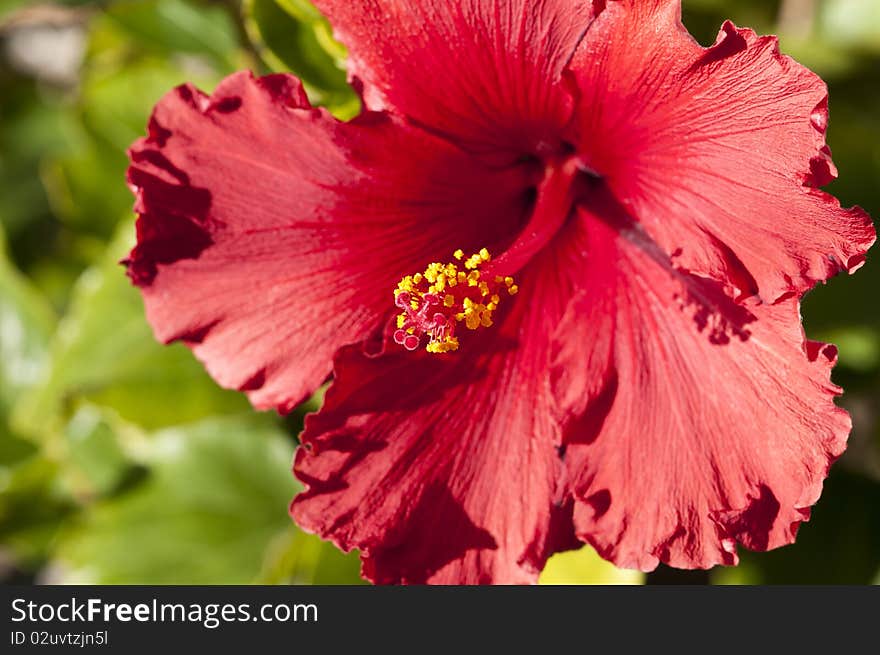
<box><xmin>392</xmin><ymin>248</ymin><xmax>518</xmax><ymax>354</ymax></box>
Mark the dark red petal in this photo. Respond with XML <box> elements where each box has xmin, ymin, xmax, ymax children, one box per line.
<box><xmin>552</xmin><ymin>209</ymin><xmax>850</xmax><ymax>571</ymax></box>
<box><xmin>570</xmin><ymin>2</ymin><xmax>875</xmax><ymax>301</ymax></box>
<box><xmin>312</xmin><ymin>0</ymin><xmax>593</xmax><ymax>158</ymax></box>
<box><xmin>291</xmin><ymin>240</ymin><xmax>584</xmax><ymax>584</ymax></box>
<box><xmin>126</xmin><ymin>71</ymin><xmax>530</xmax><ymax>412</ymax></box>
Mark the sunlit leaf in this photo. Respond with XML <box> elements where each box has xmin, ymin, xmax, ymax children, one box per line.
<box><xmin>78</xmin><ymin>55</ymin><xmax>221</xmax><ymax>154</ymax></box>
<box><xmin>258</xmin><ymin>528</ymin><xmax>365</xmax><ymax>585</ymax></box>
<box><xmin>821</xmin><ymin>0</ymin><xmax>880</xmax><ymax>54</ymax></box>
<box><xmin>242</xmin><ymin>0</ymin><xmax>358</xmax><ymax>116</ymax></box>
<box><xmin>273</xmin><ymin>0</ymin><xmax>322</xmax><ymax>22</ymax></box>
<box><xmin>13</xmin><ymin>226</ymin><xmax>248</xmax><ymax>435</ymax></box>
<box><xmin>102</xmin><ymin>0</ymin><xmax>240</xmax><ymax>70</ymax></box>
<box><xmin>63</xmin><ymin>405</ymin><xmax>132</xmax><ymax>497</ymax></box>
<box><xmin>0</xmin><ymin>224</ymin><xmax>55</xmax><ymax>410</ymax></box>
<box><xmin>813</xmin><ymin>326</ymin><xmax>880</xmax><ymax>373</ymax></box>
<box><xmin>53</xmin><ymin>415</ymin><xmax>339</xmax><ymax>584</ymax></box>
<box><xmin>0</xmin><ymin>0</ymin><xmax>29</xmax><ymax>18</ymax></box>
<box><xmin>539</xmin><ymin>545</ymin><xmax>644</xmax><ymax>585</ymax></box>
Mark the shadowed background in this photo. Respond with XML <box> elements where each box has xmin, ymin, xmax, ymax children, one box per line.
<box><xmin>0</xmin><ymin>0</ymin><xmax>877</xmax><ymax>585</ymax></box>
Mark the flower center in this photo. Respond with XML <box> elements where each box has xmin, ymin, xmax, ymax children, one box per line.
<box><xmin>393</xmin><ymin>248</ymin><xmax>518</xmax><ymax>354</ymax></box>
<box><xmin>390</xmin><ymin>157</ymin><xmax>588</xmax><ymax>355</ymax></box>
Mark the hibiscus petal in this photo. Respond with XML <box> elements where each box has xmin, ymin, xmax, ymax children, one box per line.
<box><xmin>312</xmin><ymin>0</ymin><xmax>593</xmax><ymax>158</ymax></box>
<box><xmin>569</xmin><ymin>1</ymin><xmax>874</xmax><ymax>301</ymax></box>
<box><xmin>126</xmin><ymin>71</ymin><xmax>530</xmax><ymax>412</ymax></box>
<box><xmin>552</xmin><ymin>207</ymin><xmax>851</xmax><ymax>571</ymax></box>
<box><xmin>291</xmin><ymin>240</ymin><xmax>585</xmax><ymax>584</ymax></box>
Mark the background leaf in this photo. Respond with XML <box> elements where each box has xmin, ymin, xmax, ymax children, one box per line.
<box><xmin>0</xmin><ymin>225</ymin><xmax>55</xmax><ymax>410</ymax></box>
<box><xmin>0</xmin><ymin>225</ymin><xmax>71</xmax><ymax>573</ymax></box>
<box><xmin>540</xmin><ymin>546</ymin><xmax>645</xmax><ymax>585</ymax></box>
<box><xmin>242</xmin><ymin>0</ymin><xmax>358</xmax><ymax>115</ymax></box>
<box><xmin>102</xmin><ymin>0</ymin><xmax>240</xmax><ymax>70</ymax></box>
<box><xmin>52</xmin><ymin>415</ymin><xmax>357</xmax><ymax>584</ymax></box>
<box><xmin>13</xmin><ymin>226</ymin><xmax>250</xmax><ymax>436</ymax></box>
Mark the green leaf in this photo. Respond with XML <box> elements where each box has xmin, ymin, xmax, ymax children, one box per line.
<box><xmin>0</xmin><ymin>80</ymin><xmax>81</xmax><ymax>246</ymax></box>
<box><xmin>53</xmin><ymin>415</ymin><xmax>357</xmax><ymax>584</ymax></box>
<box><xmin>813</xmin><ymin>326</ymin><xmax>880</xmax><ymax>373</ymax></box>
<box><xmin>0</xmin><ymin>452</ymin><xmax>74</xmax><ymax>570</ymax></box>
<box><xmin>37</xmin><ymin>9</ymin><xmax>231</xmax><ymax>237</ymax></box>
<box><xmin>258</xmin><ymin>528</ymin><xmax>365</xmax><ymax>585</ymax></box>
<box><xmin>63</xmin><ymin>405</ymin><xmax>132</xmax><ymax>496</ymax></box>
<box><xmin>78</xmin><ymin>56</ymin><xmax>220</xmax><ymax>154</ymax></box>
<box><xmin>0</xmin><ymin>225</ymin><xmax>74</xmax><ymax>572</ymax></box>
<box><xmin>242</xmin><ymin>0</ymin><xmax>358</xmax><ymax>116</ymax></box>
<box><xmin>0</xmin><ymin>225</ymin><xmax>55</xmax><ymax>413</ymax></box>
<box><xmin>101</xmin><ymin>0</ymin><xmax>240</xmax><ymax>71</ymax></box>
<box><xmin>681</xmin><ymin>0</ymin><xmax>778</xmax><ymax>46</ymax></box>
<box><xmin>13</xmin><ymin>225</ymin><xmax>249</xmax><ymax>435</ymax></box>
<box><xmin>0</xmin><ymin>0</ymin><xmax>36</xmax><ymax>19</ymax></box>
<box><xmin>42</xmin><ymin>139</ymin><xmax>133</xmax><ymax>238</ymax></box>
<box><xmin>539</xmin><ymin>545</ymin><xmax>644</xmax><ymax>585</ymax></box>
<box><xmin>273</xmin><ymin>0</ymin><xmax>348</xmax><ymax>62</ymax></box>
<box><xmin>821</xmin><ymin>0</ymin><xmax>880</xmax><ymax>54</ymax></box>
<box><xmin>273</xmin><ymin>0</ymin><xmax>322</xmax><ymax>22</ymax></box>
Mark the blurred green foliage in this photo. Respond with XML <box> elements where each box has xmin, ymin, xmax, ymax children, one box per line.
<box><xmin>0</xmin><ymin>0</ymin><xmax>366</xmax><ymax>585</ymax></box>
<box><xmin>0</xmin><ymin>0</ymin><xmax>877</xmax><ymax>585</ymax></box>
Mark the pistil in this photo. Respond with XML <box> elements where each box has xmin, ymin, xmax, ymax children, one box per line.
<box><xmin>392</xmin><ymin>249</ymin><xmax>518</xmax><ymax>354</ymax></box>
<box><xmin>391</xmin><ymin>156</ymin><xmax>587</xmax><ymax>355</ymax></box>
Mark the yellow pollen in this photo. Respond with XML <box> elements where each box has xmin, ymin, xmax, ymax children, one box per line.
<box><xmin>392</xmin><ymin>248</ymin><xmax>518</xmax><ymax>354</ymax></box>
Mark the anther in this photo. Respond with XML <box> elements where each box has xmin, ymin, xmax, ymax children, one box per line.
<box><xmin>392</xmin><ymin>248</ymin><xmax>518</xmax><ymax>354</ymax></box>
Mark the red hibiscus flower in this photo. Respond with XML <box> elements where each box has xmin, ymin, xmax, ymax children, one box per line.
<box><xmin>125</xmin><ymin>0</ymin><xmax>875</xmax><ymax>583</ymax></box>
